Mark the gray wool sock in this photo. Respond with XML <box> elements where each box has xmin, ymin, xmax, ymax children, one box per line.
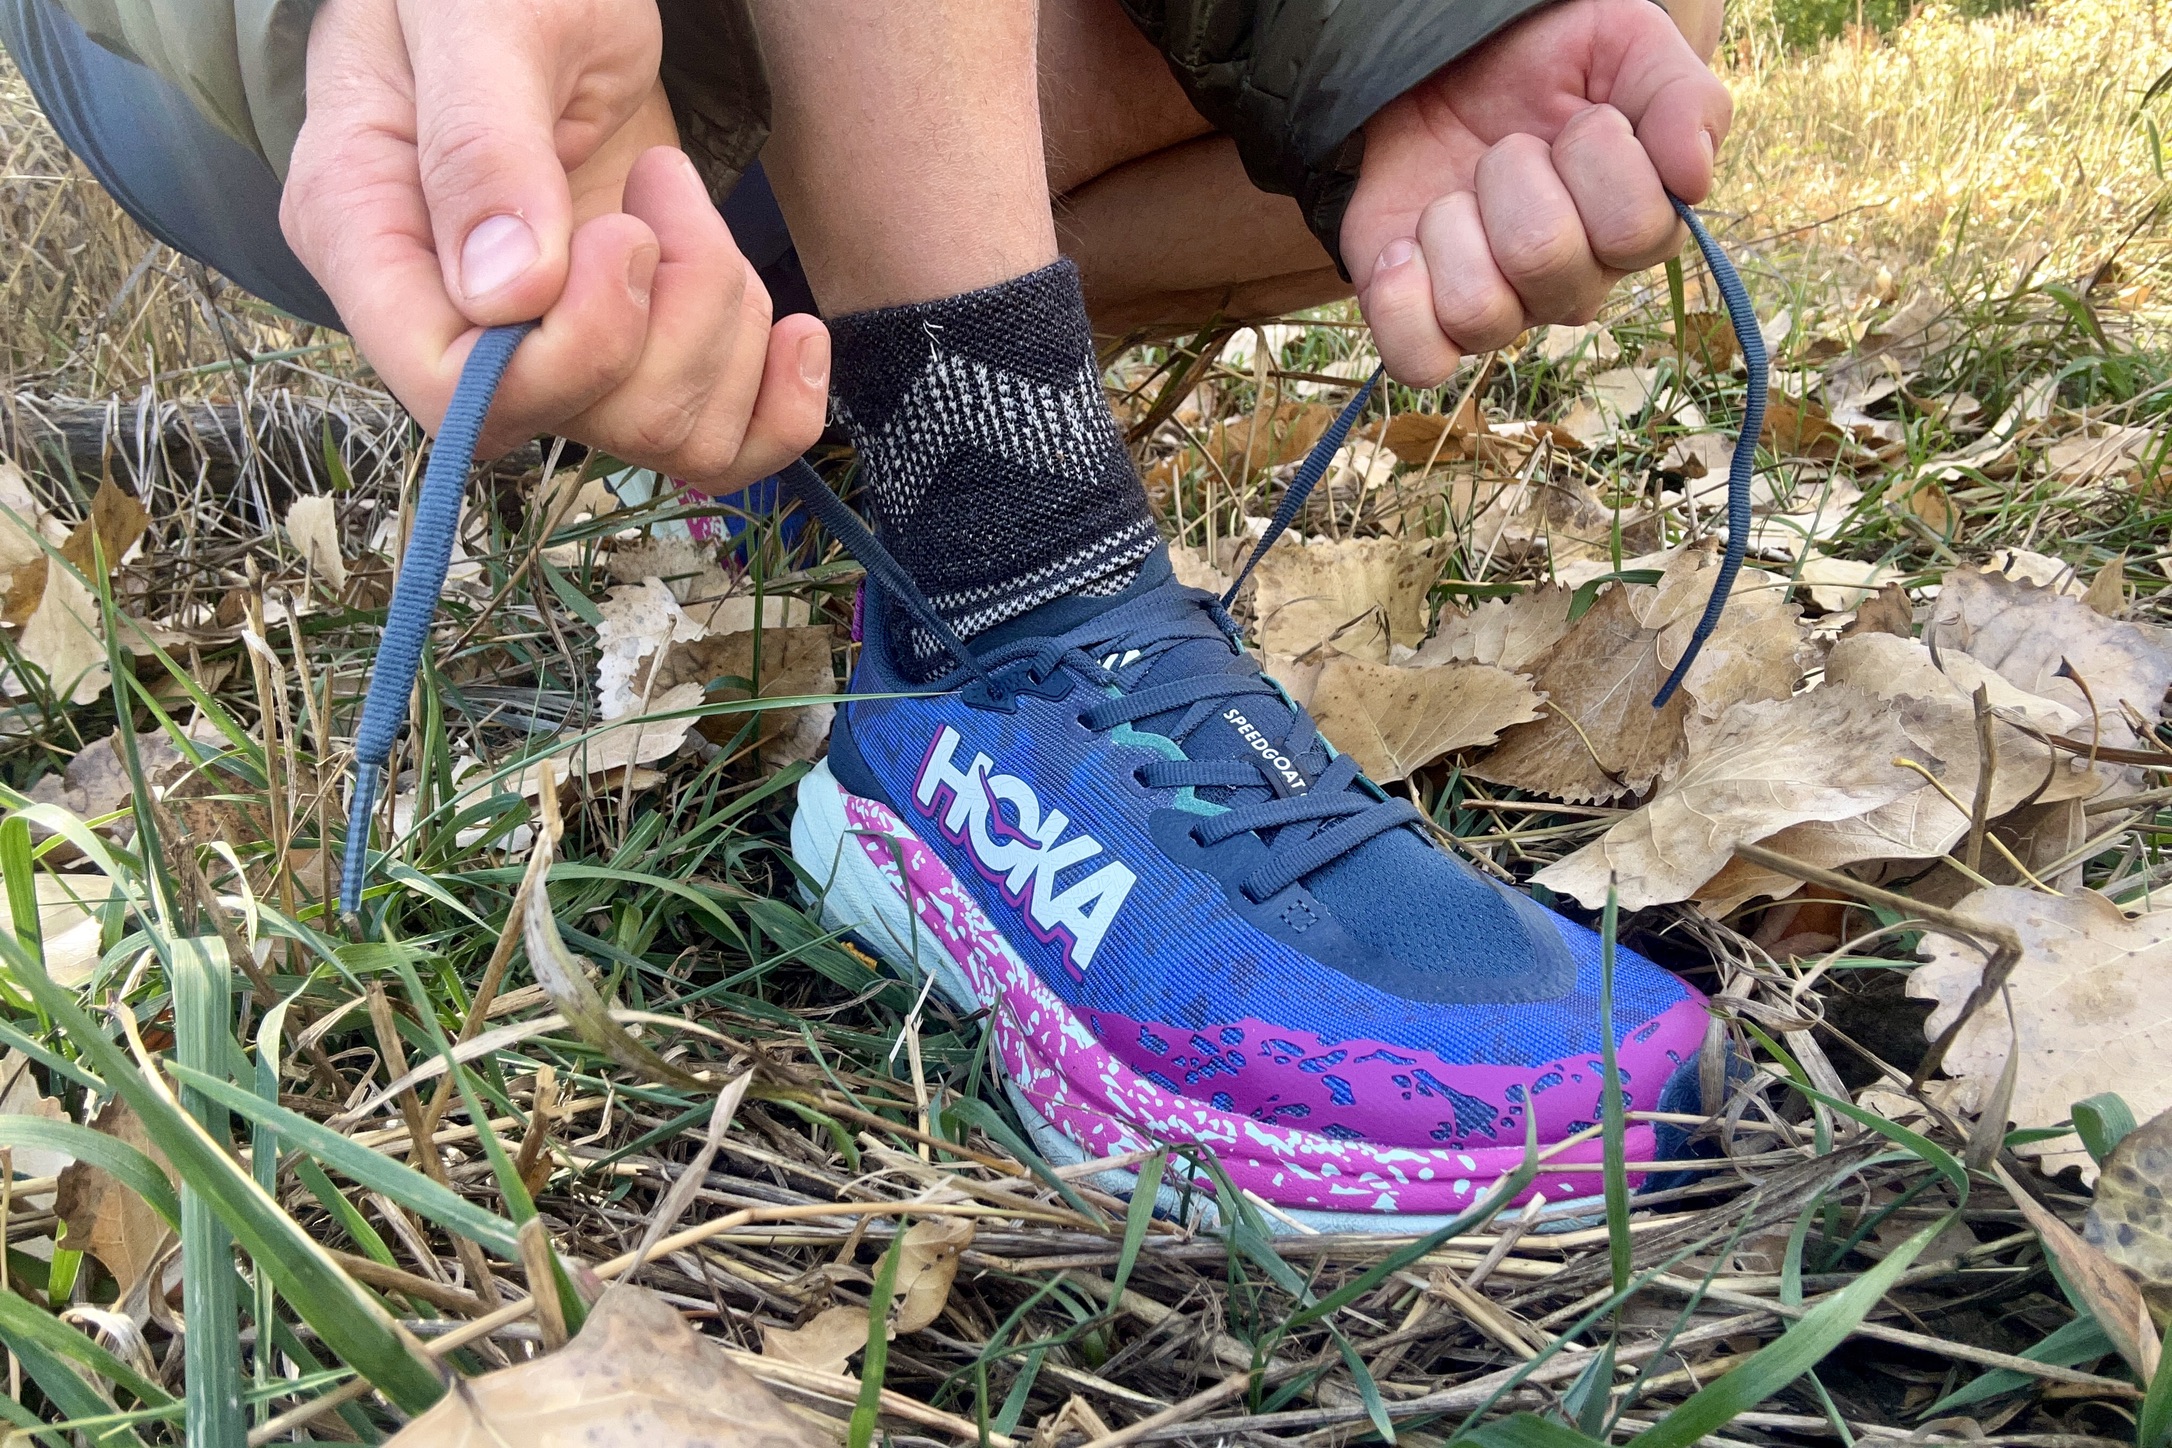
<box><xmin>827</xmin><ymin>258</ymin><xmax>1156</xmax><ymax>678</ymax></box>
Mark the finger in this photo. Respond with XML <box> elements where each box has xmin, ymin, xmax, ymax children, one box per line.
<box><xmin>401</xmin><ymin>5</ymin><xmax>575</xmax><ymax>324</ymax></box>
<box><xmin>1598</xmin><ymin>0</ymin><xmax>1735</xmax><ymax>203</ymax></box>
<box><xmin>282</xmin><ymin>0</ymin><xmax>479</xmax><ymax>429</ymax></box>
<box><xmin>1475</xmin><ymin>134</ymin><xmax>1610</xmax><ymax>324</ymax></box>
<box><xmin>1415</xmin><ymin>190</ymin><xmax>1526</xmax><ymax>355</ymax></box>
<box><xmin>563</xmin><ymin>147</ymin><xmax>749</xmax><ymax>468</ymax></box>
<box><xmin>1358</xmin><ymin>237</ymin><xmax>1463</xmax><ymax>388</ymax></box>
<box><xmin>704</xmin><ymin>312</ymin><xmax>833</xmax><ymax>492</ymax></box>
<box><xmin>1553</xmin><ymin>105</ymin><xmax>1682</xmax><ymax>272</ymax></box>
<box><xmin>474</xmin><ymin>212</ymin><xmax>659</xmax><ymax>454</ymax></box>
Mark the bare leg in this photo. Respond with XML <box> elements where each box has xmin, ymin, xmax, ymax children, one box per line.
<box><xmin>747</xmin><ymin>1</ymin><xmax>1055</xmax><ymax>312</ymax></box>
<box><xmin>749</xmin><ymin>0</ymin><xmax>1346</xmax><ymax>331</ymax></box>
<box><xmin>1039</xmin><ymin>0</ymin><xmax>1349</xmax><ymax>334</ymax></box>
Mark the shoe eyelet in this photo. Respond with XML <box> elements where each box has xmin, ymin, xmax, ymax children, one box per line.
<box><xmin>1130</xmin><ymin>766</ymin><xmax>1148</xmax><ymax>787</ymax></box>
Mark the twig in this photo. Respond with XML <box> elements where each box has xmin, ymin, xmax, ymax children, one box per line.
<box><xmin>1965</xmin><ymin>683</ymin><xmax>1996</xmax><ymax>874</ymax></box>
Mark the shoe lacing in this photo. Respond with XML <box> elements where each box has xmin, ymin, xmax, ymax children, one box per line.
<box><xmin>337</xmin><ymin>197</ymin><xmax>1764</xmax><ymax>925</ymax></box>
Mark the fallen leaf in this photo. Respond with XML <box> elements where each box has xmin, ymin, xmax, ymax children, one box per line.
<box><xmin>1761</xmin><ymin>393</ymin><xmax>1846</xmax><ymax>459</ymax></box>
<box><xmin>1373</xmin><ymin>397</ymin><xmax>1485</xmax><ymax>466</ymax></box>
<box><xmin>1668</xmin><ymin>311</ymin><xmax>1741</xmax><ymax>373</ymax></box>
<box><xmin>1533</xmin><ymin>322</ymin><xmax>1621</xmax><ymax>370</ymax></box>
<box><xmin>1468</xmin><ymin>584</ymin><xmax>1690</xmax><ymax>803</ymax></box>
<box><xmin>1982</xmin><ymin>547</ymin><xmax>2085</xmax><ymax>596</ymax></box>
<box><xmin>499</xmin><ymin>683</ymin><xmax>707</xmax><ymax>801</ymax></box>
<box><xmin>8</xmin><ymin>556</ymin><xmax>108</xmax><ymax>704</ymax></box>
<box><xmin>1909</xmin><ymin>887</ymin><xmax>2172</xmax><ymax>1182</ymax></box>
<box><xmin>2083</xmin><ymin>554</ymin><xmax>2128</xmax><ymax>618</ymax></box>
<box><xmin>1893</xmin><ymin>477</ymin><xmax>1958</xmax><ymax>535</ymax></box>
<box><xmin>891</xmin><ymin>1216</ymin><xmax>975</xmax><ymax>1334</ymax></box>
<box><xmin>1203</xmin><ymin>400</ymin><xmax>1338</xmax><ymax>480</ymax></box>
<box><xmin>1647</xmin><ymin>550</ymin><xmax>1812</xmax><ymax>722</ymax></box>
<box><xmin>1929</xmin><ymin>566</ymin><xmax>2172</xmax><ymax>753</ymax></box>
<box><xmin>28</xmin><ymin>872</ymin><xmax>119</xmax><ymax>987</ymax></box>
<box><xmin>1798</xmin><ymin>554</ymin><xmax>1892</xmax><ymax>613</ymax></box>
<box><xmin>0</xmin><ymin>1050</ymin><xmax>71</xmax><ymax>1207</ymax></box>
<box><xmin>389</xmin><ymin>1283</ymin><xmax>823</xmax><ymax>1447</ymax></box>
<box><xmin>284</xmin><ymin>495</ymin><xmax>348</xmax><ymax>592</ymax></box>
<box><xmin>60</xmin><ymin>480</ymin><xmax>149</xmax><ymax>578</ymax></box>
<box><xmin>698</xmin><ymin>594</ymin><xmax>817</xmax><ymax>637</ymax></box>
<box><xmin>25</xmin><ymin>727</ymin><xmax>187</xmax><ymax>850</ymax></box>
<box><xmin>1410</xmin><ymin>584</ymin><xmax>1573</xmax><ymax>674</ymax></box>
<box><xmin>1996</xmin><ymin>1160</ymin><xmax>2161</xmax><ymax>1383</ymax></box>
<box><xmin>2046</xmin><ymin>424</ymin><xmax>2156</xmax><ymax>486</ymax></box>
<box><xmin>1841</xmin><ymin>582</ymin><xmax>1915</xmax><ymax>639</ymax></box>
<box><xmin>0</xmin><ymin>460</ymin><xmax>52</xmax><ymax>596</ymax></box>
<box><xmin>55</xmin><ymin>1097</ymin><xmax>173</xmax><ymax>1299</ymax></box>
<box><xmin>2084</xmin><ymin>1105</ymin><xmax>2172</xmax><ymax>1317</ymax></box>
<box><xmin>1661</xmin><ymin>432</ymin><xmax>1733</xmax><ymax>478</ymax></box>
<box><xmin>1693</xmin><ymin>632</ymin><xmax>2103</xmax><ymax>914</ymax></box>
<box><xmin>762</xmin><ymin>1303</ymin><xmax>868</xmax><ymax>1375</ymax></box>
<box><xmin>1305</xmin><ymin>656</ymin><xmax>1545</xmax><ymax>783</ymax></box>
<box><xmin>596</xmin><ymin>579</ymin><xmax>710</xmax><ymax>721</ymax></box>
<box><xmin>1169</xmin><ymin>544</ymin><xmax>1234</xmax><ymax>596</ymax></box>
<box><xmin>1534</xmin><ymin>687</ymin><xmax>1922</xmax><ymax>910</ymax></box>
<box><xmin>607</xmin><ymin>536</ymin><xmax>729</xmax><ymax>603</ymax></box>
<box><xmin>1249</xmin><ymin>535</ymin><xmax>1436</xmax><ymax>663</ymax></box>
<box><xmin>667</xmin><ymin>626</ymin><xmax>838</xmax><ymax>771</ymax></box>
<box><xmin>1825</xmin><ymin>292</ymin><xmax>1954</xmax><ymax>412</ymax></box>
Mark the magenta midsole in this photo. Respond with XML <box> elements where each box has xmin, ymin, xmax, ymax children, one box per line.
<box><xmin>839</xmin><ymin>789</ymin><xmax>1671</xmax><ymax>1215</ymax></box>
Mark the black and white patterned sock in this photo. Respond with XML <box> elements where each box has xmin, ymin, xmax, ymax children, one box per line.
<box><xmin>828</xmin><ymin>258</ymin><xmax>1157</xmax><ymax>679</ymax></box>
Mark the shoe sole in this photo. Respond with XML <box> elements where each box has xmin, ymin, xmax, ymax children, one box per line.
<box><xmin>793</xmin><ymin>760</ymin><xmax>1629</xmax><ymax>1233</ymax></box>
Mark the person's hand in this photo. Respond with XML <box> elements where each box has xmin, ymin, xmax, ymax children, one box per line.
<box><xmin>282</xmin><ymin>0</ymin><xmax>828</xmax><ymax>490</ymax></box>
<box><xmin>1342</xmin><ymin>0</ymin><xmax>1733</xmax><ymax>387</ymax></box>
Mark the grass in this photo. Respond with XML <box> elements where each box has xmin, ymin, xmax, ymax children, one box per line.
<box><xmin>2</xmin><ymin>4</ymin><xmax>2170</xmax><ymax>1446</ymax></box>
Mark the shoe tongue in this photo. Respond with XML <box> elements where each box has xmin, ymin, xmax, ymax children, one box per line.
<box><xmin>1125</xmin><ymin>631</ymin><xmax>1336</xmax><ymax>802</ymax></box>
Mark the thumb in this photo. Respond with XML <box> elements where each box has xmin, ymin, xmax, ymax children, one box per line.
<box><xmin>402</xmin><ymin>6</ymin><xmax>576</xmax><ymax>325</ymax></box>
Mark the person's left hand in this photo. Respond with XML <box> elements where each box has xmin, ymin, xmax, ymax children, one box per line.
<box><xmin>1342</xmin><ymin>0</ymin><xmax>1733</xmax><ymax>386</ymax></box>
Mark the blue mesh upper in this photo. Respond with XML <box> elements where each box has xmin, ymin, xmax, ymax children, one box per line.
<box><xmin>828</xmin><ymin>556</ymin><xmax>1694</xmax><ymax>1069</ymax></box>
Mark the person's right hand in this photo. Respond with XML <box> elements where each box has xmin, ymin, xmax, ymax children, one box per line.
<box><xmin>282</xmin><ymin>0</ymin><xmax>828</xmax><ymax>491</ymax></box>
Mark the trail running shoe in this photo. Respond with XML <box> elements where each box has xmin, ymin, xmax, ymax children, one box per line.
<box><xmin>790</xmin><ymin>540</ymin><xmax>1715</xmax><ymax>1230</ymax></box>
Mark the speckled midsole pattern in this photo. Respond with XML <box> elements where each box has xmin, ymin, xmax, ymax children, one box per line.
<box><xmin>792</xmin><ymin>761</ymin><xmax>1689</xmax><ymax>1218</ymax></box>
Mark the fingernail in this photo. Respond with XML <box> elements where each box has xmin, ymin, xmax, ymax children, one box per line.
<box><xmin>1377</xmin><ymin>238</ymin><xmax>1420</xmax><ymax>272</ymax></box>
<box><xmin>1701</xmin><ymin>129</ymin><xmax>1718</xmax><ymax>164</ymax></box>
<box><xmin>799</xmin><ymin>329</ymin><xmax>831</xmax><ymax>390</ymax></box>
<box><xmin>626</xmin><ymin>244</ymin><xmax>659</xmax><ymax>307</ymax></box>
<box><xmin>460</xmin><ymin>214</ymin><xmax>538</xmax><ymax>301</ymax></box>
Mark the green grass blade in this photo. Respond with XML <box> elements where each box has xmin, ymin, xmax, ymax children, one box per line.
<box><xmin>2072</xmin><ymin>1093</ymin><xmax>2138</xmax><ymax>1167</ymax></box>
<box><xmin>0</xmin><ymin>1117</ymin><xmax>178</xmax><ymax>1225</ymax></box>
<box><xmin>1921</xmin><ymin>1316</ymin><xmax>2115</xmax><ymax>1416</ymax></box>
<box><xmin>294</xmin><ymin>1154</ymin><xmax>399</xmax><ymax>1266</ymax></box>
<box><xmin>1</xmin><ymin>934</ymin><xmax>445</xmax><ymax>1414</ymax></box>
<box><xmin>1625</xmin><ymin>1219</ymin><xmax>1950</xmax><ymax>1448</ymax></box>
<box><xmin>2138</xmin><ymin>1324</ymin><xmax>2171</xmax><ymax>1448</ymax></box>
<box><xmin>1467</xmin><ymin>1412</ymin><xmax>1608</xmax><ymax>1448</ymax></box>
<box><xmin>1110</xmin><ymin>1149</ymin><xmax>1166</xmax><ymax>1301</ymax></box>
<box><xmin>1283</xmin><ymin>1109</ymin><xmax>1540</xmax><ymax>1336</ymax></box>
<box><xmin>1599</xmin><ymin>885</ymin><xmax>1632</xmax><ymax>1299</ymax></box>
<box><xmin>166</xmin><ymin>1063</ymin><xmax>521</xmax><ymax>1258</ymax></box>
<box><xmin>0</xmin><ymin>1286</ymin><xmax>171</xmax><ymax>1445</ymax></box>
<box><xmin>172</xmin><ymin>936</ymin><xmax>246</xmax><ymax>1447</ymax></box>
<box><xmin>943</xmin><ymin>1095</ymin><xmax>1106</xmax><ymax>1226</ymax></box>
<box><xmin>849</xmin><ymin>1222</ymin><xmax>907</xmax><ymax>1448</ymax></box>
<box><xmin>1</xmin><ymin>813</ymin><xmax>41</xmax><ymax>949</ymax></box>
<box><xmin>1566</xmin><ymin>1338</ymin><xmax>1617</xmax><ymax>1437</ymax></box>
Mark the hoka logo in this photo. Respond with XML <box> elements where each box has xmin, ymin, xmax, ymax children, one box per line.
<box><xmin>912</xmin><ymin>725</ymin><xmax>1137</xmax><ymax>977</ymax></box>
